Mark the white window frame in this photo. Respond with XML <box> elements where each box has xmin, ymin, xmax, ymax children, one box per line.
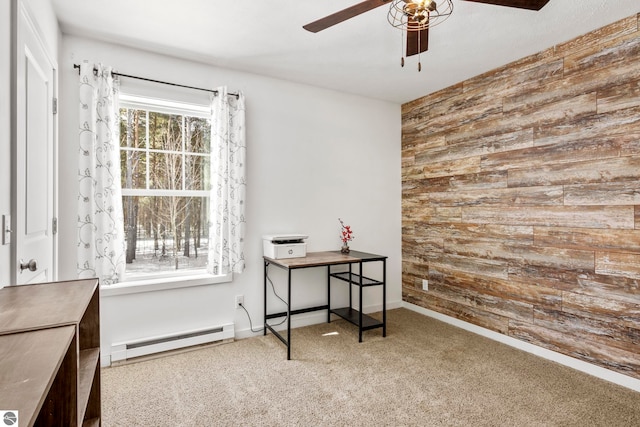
<box><xmin>108</xmin><ymin>93</ymin><xmax>231</xmax><ymax>295</ymax></box>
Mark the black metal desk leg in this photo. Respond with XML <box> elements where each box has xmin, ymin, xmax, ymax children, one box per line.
<box><xmin>348</xmin><ymin>263</ymin><xmax>353</xmax><ymax>309</ymax></box>
<box><xmin>263</xmin><ymin>261</ymin><xmax>268</xmax><ymax>336</ymax></box>
<box><xmin>358</xmin><ymin>261</ymin><xmax>363</xmax><ymax>343</ymax></box>
<box><xmin>287</xmin><ymin>268</ymin><xmax>292</xmax><ymax>360</ymax></box>
<box><xmin>327</xmin><ymin>265</ymin><xmax>331</xmax><ymax>323</ymax></box>
<box><xmin>383</xmin><ymin>259</ymin><xmax>387</xmax><ymax>337</ymax></box>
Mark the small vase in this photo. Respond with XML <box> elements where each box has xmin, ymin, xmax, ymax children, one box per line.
<box><xmin>341</xmin><ymin>244</ymin><xmax>350</xmax><ymax>254</ymax></box>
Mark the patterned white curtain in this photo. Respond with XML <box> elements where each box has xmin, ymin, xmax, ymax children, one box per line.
<box><xmin>77</xmin><ymin>62</ymin><xmax>126</xmax><ymax>285</ymax></box>
<box><xmin>208</xmin><ymin>87</ymin><xmax>246</xmax><ymax>275</ymax></box>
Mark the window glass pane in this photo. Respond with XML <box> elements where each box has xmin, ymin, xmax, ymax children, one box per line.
<box><xmin>148</xmin><ymin>113</ymin><xmax>182</xmax><ymax>151</ymax></box>
<box><xmin>119</xmin><ymin>108</ymin><xmax>147</xmax><ymax>149</ymax></box>
<box><xmin>121</xmin><ymin>149</ymin><xmax>147</xmax><ymax>190</ymax></box>
<box><xmin>185</xmin><ymin>154</ymin><xmax>209</xmax><ymax>191</ymax></box>
<box><xmin>119</xmin><ymin>101</ymin><xmax>212</xmax><ymax>279</ymax></box>
<box><xmin>123</xmin><ymin>196</ymin><xmax>210</xmax><ymax>278</ymax></box>
<box><xmin>185</xmin><ymin>117</ymin><xmax>211</xmax><ymax>154</ymax></box>
<box><xmin>148</xmin><ymin>152</ymin><xmax>183</xmax><ymax>190</ymax></box>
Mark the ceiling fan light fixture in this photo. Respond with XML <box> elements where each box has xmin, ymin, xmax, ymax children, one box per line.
<box><xmin>390</xmin><ymin>0</ymin><xmax>453</xmax><ymax>70</ymax></box>
<box><xmin>390</xmin><ymin>0</ymin><xmax>453</xmax><ymax>32</ymax></box>
<box><xmin>303</xmin><ymin>0</ymin><xmax>550</xmax><ymax>71</ymax></box>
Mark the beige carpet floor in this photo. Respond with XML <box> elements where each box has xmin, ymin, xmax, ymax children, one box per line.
<box><xmin>101</xmin><ymin>308</ymin><xmax>640</xmax><ymax>426</ymax></box>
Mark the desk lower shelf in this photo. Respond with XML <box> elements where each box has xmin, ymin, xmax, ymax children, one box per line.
<box><xmin>331</xmin><ymin>307</ymin><xmax>384</xmax><ymax>331</ymax></box>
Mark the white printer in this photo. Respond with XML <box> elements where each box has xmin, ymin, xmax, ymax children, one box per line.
<box><xmin>262</xmin><ymin>234</ymin><xmax>308</xmax><ymax>259</ymax></box>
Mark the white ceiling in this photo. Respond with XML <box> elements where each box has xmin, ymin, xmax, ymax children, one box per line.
<box><xmin>51</xmin><ymin>0</ymin><xmax>639</xmax><ymax>104</ymax></box>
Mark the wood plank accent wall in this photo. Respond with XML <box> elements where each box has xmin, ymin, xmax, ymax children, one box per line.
<box><xmin>401</xmin><ymin>14</ymin><xmax>640</xmax><ymax>380</ymax></box>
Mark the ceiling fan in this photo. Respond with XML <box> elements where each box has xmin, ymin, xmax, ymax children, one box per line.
<box><xmin>303</xmin><ymin>0</ymin><xmax>550</xmax><ymax>62</ymax></box>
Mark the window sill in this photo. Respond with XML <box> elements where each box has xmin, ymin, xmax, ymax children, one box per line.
<box><xmin>100</xmin><ymin>272</ymin><xmax>232</xmax><ymax>297</ymax></box>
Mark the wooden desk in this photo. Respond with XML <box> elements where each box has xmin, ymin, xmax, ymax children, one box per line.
<box><xmin>0</xmin><ymin>279</ymin><xmax>101</xmax><ymax>426</ymax></box>
<box><xmin>263</xmin><ymin>251</ymin><xmax>387</xmax><ymax>359</ymax></box>
<box><xmin>0</xmin><ymin>326</ymin><xmax>76</xmax><ymax>426</ymax></box>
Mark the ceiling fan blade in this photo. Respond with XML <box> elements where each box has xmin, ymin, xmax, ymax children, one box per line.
<box><xmin>406</xmin><ymin>24</ymin><xmax>429</xmax><ymax>57</ymax></box>
<box><xmin>462</xmin><ymin>0</ymin><xmax>550</xmax><ymax>11</ymax></box>
<box><xmin>303</xmin><ymin>0</ymin><xmax>393</xmax><ymax>33</ymax></box>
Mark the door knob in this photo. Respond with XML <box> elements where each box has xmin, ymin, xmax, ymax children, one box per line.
<box><xmin>19</xmin><ymin>259</ymin><xmax>38</xmax><ymax>272</ymax></box>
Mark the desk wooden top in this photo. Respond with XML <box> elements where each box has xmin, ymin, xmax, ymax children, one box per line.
<box><xmin>0</xmin><ymin>326</ymin><xmax>76</xmax><ymax>426</ymax></box>
<box><xmin>264</xmin><ymin>250</ymin><xmax>386</xmax><ymax>269</ymax></box>
<box><xmin>0</xmin><ymin>279</ymin><xmax>98</xmax><ymax>335</ymax></box>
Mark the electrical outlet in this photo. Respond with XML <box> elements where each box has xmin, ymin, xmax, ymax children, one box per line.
<box><xmin>235</xmin><ymin>295</ymin><xmax>244</xmax><ymax>308</ymax></box>
<box><xmin>422</xmin><ymin>279</ymin><xmax>429</xmax><ymax>291</ymax></box>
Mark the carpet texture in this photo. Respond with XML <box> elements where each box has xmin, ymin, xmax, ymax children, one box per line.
<box><xmin>101</xmin><ymin>308</ymin><xmax>640</xmax><ymax>426</ymax></box>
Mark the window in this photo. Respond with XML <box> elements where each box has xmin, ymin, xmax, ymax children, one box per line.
<box><xmin>119</xmin><ymin>95</ymin><xmax>212</xmax><ymax>280</ymax></box>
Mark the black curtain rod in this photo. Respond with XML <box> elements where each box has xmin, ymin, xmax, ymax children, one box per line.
<box><xmin>73</xmin><ymin>64</ymin><xmax>239</xmax><ymax>98</ymax></box>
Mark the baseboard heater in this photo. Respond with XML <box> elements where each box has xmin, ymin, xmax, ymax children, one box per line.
<box><xmin>110</xmin><ymin>323</ymin><xmax>234</xmax><ymax>363</ymax></box>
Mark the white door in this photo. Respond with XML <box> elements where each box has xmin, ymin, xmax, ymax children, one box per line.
<box><xmin>12</xmin><ymin>2</ymin><xmax>56</xmax><ymax>285</ymax></box>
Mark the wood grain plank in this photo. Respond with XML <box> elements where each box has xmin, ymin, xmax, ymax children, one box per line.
<box><xmin>402</xmin><ymin>260</ymin><xmax>430</xmax><ymax>277</ymax></box>
<box><xmin>534</xmin><ymin>306</ymin><xmax>640</xmax><ymax>355</ymax></box>
<box><xmin>636</xmin><ymin>205</ymin><xmax>640</xmax><ymax>229</ymax></box>
<box><xmin>481</xmin><ymin>133</ymin><xmax>625</xmax><ymax>172</ymax></box>
<box><xmin>429</xmin><ymin>223</ymin><xmax>534</xmax><ymax>243</ymax></box>
<box><xmin>429</xmin><ymin>277</ymin><xmax>534</xmax><ymax>323</ymax></box>
<box><xmin>462</xmin><ymin>205</ymin><xmax>634</xmax><ymax>229</ymax></box>
<box><xmin>562</xmin><ymin>291</ymin><xmax>640</xmax><ymax>329</ymax></box>
<box><xmin>404</xmin><ymin>204</ymin><xmax>462</xmax><ymax>224</ymax></box>
<box><xmin>402</xmin><ymin>171</ymin><xmax>508</xmax><ymax>196</ymax></box>
<box><xmin>439</xmin><ymin>268</ymin><xmax>562</xmax><ymax>309</ymax></box>
<box><xmin>598</xmin><ymin>78</ymin><xmax>640</xmax><ymax>114</ymax></box>
<box><xmin>507</xmin><ymin>264</ymin><xmax>590</xmax><ymax>292</ymax></box>
<box><xmin>402</xmin><ymin>261</ymin><xmax>429</xmax><ymax>291</ymax></box>
<box><xmin>424</xmin><ymin>185</ymin><xmax>563</xmax><ymax>207</ymax></box>
<box><xmin>509</xmin><ymin>318</ymin><xmax>640</xmax><ymax>378</ymax></box>
<box><xmin>402</xmin><ymin>165</ymin><xmax>427</xmax><ymax>182</ymax></box>
<box><xmin>402</xmin><ymin>234</ymin><xmax>444</xmax><ymax>260</ymax></box>
<box><xmin>564</xmin><ymin>181</ymin><xmax>640</xmax><ymax>206</ymax></box>
<box><xmin>402</xmin><ymin>133</ymin><xmax>446</xmax><ymax>153</ymax></box>
<box><xmin>502</xmin><ymin>92</ymin><xmax>598</xmax><ymax>128</ymax></box>
<box><xmin>429</xmin><ymin>253</ymin><xmax>509</xmax><ymax>280</ymax></box>
<box><xmin>575</xmin><ymin>273</ymin><xmax>640</xmax><ymax>305</ymax></box>
<box><xmin>534</xmin><ymin>105</ymin><xmax>640</xmax><ymax>148</ymax></box>
<box><xmin>463</xmin><ymin>47</ymin><xmax>558</xmax><ymax>95</ymax></box>
<box><xmin>402</xmin><ymin>102</ymin><xmax>432</xmax><ymax>131</ymax></box>
<box><xmin>620</xmin><ymin>134</ymin><xmax>640</xmax><ymax>156</ymax></box>
<box><xmin>415</xmin><ymin>129</ymin><xmax>533</xmax><ymax>165</ymax></box>
<box><xmin>555</xmin><ymin>15</ymin><xmax>639</xmax><ymax>57</ymax></box>
<box><xmin>402</xmin><ymin>82</ymin><xmax>464</xmax><ymax>119</ymax></box>
<box><xmin>444</xmin><ymin>239</ymin><xmax>594</xmax><ymax>271</ymax></box>
<box><xmin>596</xmin><ymin>251</ymin><xmax>640</xmax><ymax>279</ymax></box>
<box><xmin>403</xmin><ymin>286</ymin><xmax>510</xmax><ymax>334</ymax></box>
<box><xmin>421</xmin><ymin>156</ymin><xmax>482</xmax><ymax>179</ymax></box>
<box><xmin>425</xmin><ymin>91</ymin><xmax>503</xmax><ymax>134</ymax></box>
<box><xmin>503</xmin><ymin>52</ymin><xmax>640</xmax><ymax>121</ymax></box>
<box><xmin>451</xmin><ymin>93</ymin><xmax>597</xmax><ymax>150</ymax></box>
<box><xmin>501</xmin><ymin>76</ymin><xmax>567</xmax><ymax>118</ymax></box>
<box><xmin>563</xmin><ymin>29</ymin><xmax>640</xmax><ymax>77</ymax></box>
<box><xmin>534</xmin><ymin>226</ymin><xmax>640</xmax><ymax>254</ymax></box>
<box><xmin>507</xmin><ymin>156</ymin><xmax>640</xmax><ymax>188</ymax></box>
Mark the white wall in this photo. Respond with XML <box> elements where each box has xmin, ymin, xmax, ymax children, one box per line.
<box><xmin>58</xmin><ymin>36</ymin><xmax>402</xmax><ymax>363</ymax></box>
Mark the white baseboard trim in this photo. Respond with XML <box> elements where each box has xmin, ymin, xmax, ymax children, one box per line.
<box><xmin>234</xmin><ymin>300</ymin><xmax>403</xmax><ymax>340</ymax></box>
<box><xmin>404</xmin><ymin>302</ymin><xmax>640</xmax><ymax>393</ymax></box>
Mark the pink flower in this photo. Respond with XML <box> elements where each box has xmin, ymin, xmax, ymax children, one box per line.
<box><xmin>339</xmin><ymin>218</ymin><xmax>354</xmax><ymax>243</ymax></box>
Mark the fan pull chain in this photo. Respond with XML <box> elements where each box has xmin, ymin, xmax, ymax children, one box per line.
<box><xmin>400</xmin><ymin>27</ymin><xmax>405</xmax><ymax>67</ymax></box>
<box><xmin>417</xmin><ymin>29</ymin><xmax>422</xmax><ymax>72</ymax></box>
